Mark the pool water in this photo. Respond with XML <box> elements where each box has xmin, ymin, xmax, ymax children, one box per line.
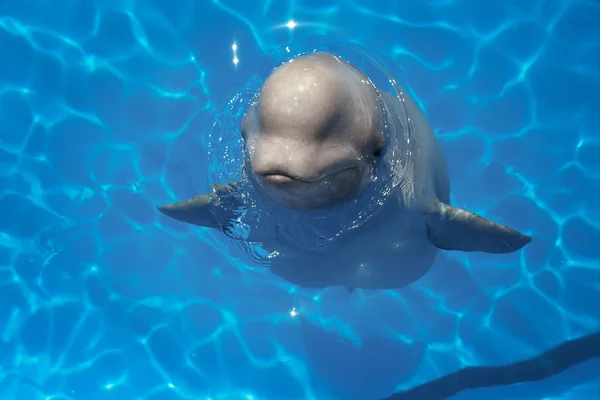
<box><xmin>0</xmin><ymin>1</ymin><xmax>599</xmax><ymax>399</ymax></box>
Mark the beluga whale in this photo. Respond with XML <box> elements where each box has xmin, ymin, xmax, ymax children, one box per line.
<box><xmin>157</xmin><ymin>51</ymin><xmax>531</xmax><ymax>291</ymax></box>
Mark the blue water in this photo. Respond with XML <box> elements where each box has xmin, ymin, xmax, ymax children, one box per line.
<box><xmin>1</xmin><ymin>0</ymin><xmax>599</xmax><ymax>399</ymax></box>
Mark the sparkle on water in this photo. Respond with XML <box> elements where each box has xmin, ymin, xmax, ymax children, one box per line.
<box><xmin>0</xmin><ymin>1</ymin><xmax>599</xmax><ymax>400</ymax></box>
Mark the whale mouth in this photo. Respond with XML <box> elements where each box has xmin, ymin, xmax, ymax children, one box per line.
<box><xmin>259</xmin><ymin>167</ymin><xmax>359</xmax><ymax>185</ymax></box>
<box><xmin>262</xmin><ymin>173</ymin><xmax>297</xmax><ymax>185</ymax></box>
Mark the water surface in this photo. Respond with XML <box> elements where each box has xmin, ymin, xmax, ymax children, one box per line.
<box><xmin>0</xmin><ymin>1</ymin><xmax>599</xmax><ymax>399</ymax></box>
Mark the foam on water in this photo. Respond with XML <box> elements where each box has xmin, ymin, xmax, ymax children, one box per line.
<box><xmin>0</xmin><ymin>0</ymin><xmax>599</xmax><ymax>399</ymax></box>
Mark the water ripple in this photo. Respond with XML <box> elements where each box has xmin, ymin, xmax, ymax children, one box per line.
<box><xmin>0</xmin><ymin>0</ymin><xmax>599</xmax><ymax>399</ymax></box>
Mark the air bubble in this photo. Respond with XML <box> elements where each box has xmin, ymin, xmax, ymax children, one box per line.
<box><xmin>317</xmin><ymin>236</ymin><xmax>328</xmax><ymax>246</ymax></box>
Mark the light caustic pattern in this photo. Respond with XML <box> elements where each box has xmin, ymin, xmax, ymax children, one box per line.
<box><xmin>0</xmin><ymin>0</ymin><xmax>599</xmax><ymax>399</ymax></box>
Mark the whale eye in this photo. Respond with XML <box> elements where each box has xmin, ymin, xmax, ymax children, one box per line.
<box><xmin>373</xmin><ymin>132</ymin><xmax>385</xmax><ymax>158</ymax></box>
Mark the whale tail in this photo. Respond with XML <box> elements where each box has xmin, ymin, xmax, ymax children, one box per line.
<box><xmin>426</xmin><ymin>201</ymin><xmax>531</xmax><ymax>254</ymax></box>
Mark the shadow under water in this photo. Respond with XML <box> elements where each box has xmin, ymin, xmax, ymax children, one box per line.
<box><xmin>381</xmin><ymin>330</ymin><xmax>600</xmax><ymax>399</ymax></box>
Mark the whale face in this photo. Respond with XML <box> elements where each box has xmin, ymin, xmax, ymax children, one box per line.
<box><xmin>241</xmin><ymin>52</ymin><xmax>385</xmax><ymax>211</ymax></box>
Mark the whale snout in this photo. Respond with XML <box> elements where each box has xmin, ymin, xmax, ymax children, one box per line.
<box><xmin>263</xmin><ymin>173</ymin><xmax>296</xmax><ymax>185</ymax></box>
<box><xmin>252</xmin><ymin>166</ymin><xmax>365</xmax><ymax>210</ymax></box>
<box><xmin>260</xmin><ymin>173</ymin><xmax>310</xmax><ymax>189</ymax></box>
<box><xmin>257</xmin><ymin>167</ymin><xmax>359</xmax><ymax>187</ymax></box>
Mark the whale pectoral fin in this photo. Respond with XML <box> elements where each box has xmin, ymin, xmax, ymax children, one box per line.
<box><xmin>427</xmin><ymin>202</ymin><xmax>531</xmax><ymax>254</ymax></box>
<box><xmin>157</xmin><ymin>194</ymin><xmax>216</xmax><ymax>227</ymax></box>
<box><xmin>157</xmin><ymin>182</ymin><xmax>241</xmax><ymax>229</ymax></box>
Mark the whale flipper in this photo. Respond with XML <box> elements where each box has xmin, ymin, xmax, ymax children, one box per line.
<box><xmin>427</xmin><ymin>202</ymin><xmax>531</xmax><ymax>254</ymax></box>
<box><xmin>157</xmin><ymin>182</ymin><xmax>240</xmax><ymax>229</ymax></box>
